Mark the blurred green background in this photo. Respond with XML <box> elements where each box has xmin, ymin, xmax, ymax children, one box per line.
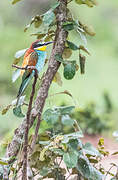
<box><xmin>0</xmin><ymin>0</ymin><xmax>118</xmax><ymax>138</ymax></box>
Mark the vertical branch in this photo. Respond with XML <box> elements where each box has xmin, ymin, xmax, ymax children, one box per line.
<box><xmin>22</xmin><ymin>72</ymin><xmax>38</xmax><ymax>180</ymax></box>
<box><xmin>4</xmin><ymin>0</ymin><xmax>68</xmax><ymax>178</ymax></box>
<box><xmin>31</xmin><ymin>0</ymin><xmax>68</xmax><ymax>150</ymax></box>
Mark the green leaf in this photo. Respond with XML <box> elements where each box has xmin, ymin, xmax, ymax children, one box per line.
<box><xmin>42</xmin><ymin>109</ymin><xmax>60</xmax><ymax>125</ymax></box>
<box><xmin>65</xmin><ymin>131</ymin><xmax>83</xmax><ymax>139</ymax></box>
<box><xmin>77</xmin><ymin>30</ymin><xmax>87</xmax><ymax>45</ymax></box>
<box><xmin>13</xmin><ymin>106</ymin><xmax>25</xmax><ymax>118</ymax></box>
<box><xmin>64</xmin><ymin>63</ymin><xmax>76</xmax><ymax>80</ymax></box>
<box><xmin>39</xmin><ymin>141</ymin><xmax>50</xmax><ymax>145</ymax></box>
<box><xmin>58</xmin><ymin>106</ymin><xmax>75</xmax><ymax>115</ymax></box>
<box><xmin>12</xmin><ymin>0</ymin><xmax>22</xmax><ymax>4</ymax></box>
<box><xmin>50</xmin><ymin>1</ymin><xmax>60</xmax><ymax>10</ymax></box>
<box><xmin>67</xmin><ymin>41</ymin><xmax>79</xmax><ymax>50</ymax></box>
<box><xmin>40</xmin><ymin>167</ymin><xmax>51</xmax><ymax>177</ymax></box>
<box><xmin>43</xmin><ymin>10</ymin><xmax>55</xmax><ymax>26</ymax></box>
<box><xmin>63</xmin><ymin>150</ymin><xmax>78</xmax><ymax>168</ymax></box>
<box><xmin>62</xmin><ymin>21</ymin><xmax>75</xmax><ymax>31</ymax></box>
<box><xmin>55</xmin><ymin>54</ymin><xmax>64</xmax><ymax>63</ymax></box>
<box><xmin>61</xmin><ymin>115</ymin><xmax>74</xmax><ymax>126</ymax></box>
<box><xmin>68</xmin><ymin>139</ymin><xmax>79</xmax><ymax>151</ymax></box>
<box><xmin>83</xmin><ymin>142</ymin><xmax>101</xmax><ymax>157</ymax></box>
<box><xmin>77</xmin><ymin>155</ymin><xmax>103</xmax><ymax>180</ymax></box>
<box><xmin>51</xmin><ymin>148</ymin><xmax>64</xmax><ymax>155</ymax></box>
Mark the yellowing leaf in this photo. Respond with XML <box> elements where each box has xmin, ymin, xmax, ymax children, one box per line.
<box><xmin>79</xmin><ymin>45</ymin><xmax>91</xmax><ymax>55</ymax></box>
<box><xmin>83</xmin><ymin>25</ymin><xmax>96</xmax><ymax>36</ymax></box>
<box><xmin>39</xmin><ymin>147</ymin><xmax>49</xmax><ymax>161</ymax></box>
<box><xmin>2</xmin><ymin>105</ymin><xmax>11</xmax><ymax>115</ymax></box>
<box><xmin>75</xmin><ymin>0</ymin><xmax>97</xmax><ymax>7</ymax></box>
<box><xmin>79</xmin><ymin>54</ymin><xmax>86</xmax><ymax>74</ymax></box>
<box><xmin>53</xmin><ymin>72</ymin><xmax>63</xmax><ymax>86</ymax></box>
<box><xmin>62</xmin><ymin>47</ymin><xmax>72</xmax><ymax>59</ymax></box>
<box><xmin>12</xmin><ymin>0</ymin><xmax>22</xmax><ymax>4</ymax></box>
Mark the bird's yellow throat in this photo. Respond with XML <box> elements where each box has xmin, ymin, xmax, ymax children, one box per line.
<box><xmin>36</xmin><ymin>45</ymin><xmax>47</xmax><ymax>51</ymax></box>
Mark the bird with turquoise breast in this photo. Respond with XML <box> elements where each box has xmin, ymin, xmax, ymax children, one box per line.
<box><xmin>17</xmin><ymin>40</ymin><xmax>53</xmax><ymax>101</ymax></box>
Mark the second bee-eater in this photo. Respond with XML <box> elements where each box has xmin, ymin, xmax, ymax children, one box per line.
<box><xmin>17</xmin><ymin>40</ymin><xmax>53</xmax><ymax>102</ymax></box>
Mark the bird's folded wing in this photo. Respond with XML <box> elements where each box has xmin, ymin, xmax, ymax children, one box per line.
<box><xmin>21</xmin><ymin>51</ymin><xmax>38</xmax><ymax>75</ymax></box>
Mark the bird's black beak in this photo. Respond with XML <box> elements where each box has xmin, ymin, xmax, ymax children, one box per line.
<box><xmin>44</xmin><ymin>41</ymin><xmax>53</xmax><ymax>46</ymax></box>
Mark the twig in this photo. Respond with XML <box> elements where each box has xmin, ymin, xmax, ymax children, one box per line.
<box><xmin>22</xmin><ymin>70</ymin><xmax>38</xmax><ymax>180</ymax></box>
<box><xmin>12</xmin><ymin>64</ymin><xmax>38</xmax><ymax>71</ymax></box>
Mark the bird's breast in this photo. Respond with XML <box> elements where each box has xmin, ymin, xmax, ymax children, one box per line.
<box><xmin>36</xmin><ymin>51</ymin><xmax>47</xmax><ymax>73</ymax></box>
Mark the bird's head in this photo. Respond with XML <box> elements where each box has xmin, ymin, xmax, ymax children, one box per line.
<box><xmin>30</xmin><ymin>40</ymin><xmax>53</xmax><ymax>51</ymax></box>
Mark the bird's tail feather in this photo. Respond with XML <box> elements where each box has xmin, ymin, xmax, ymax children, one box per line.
<box><xmin>16</xmin><ymin>72</ymin><xmax>34</xmax><ymax>106</ymax></box>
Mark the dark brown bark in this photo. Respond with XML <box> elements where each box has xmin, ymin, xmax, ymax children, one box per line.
<box><xmin>3</xmin><ymin>0</ymin><xmax>68</xmax><ymax>179</ymax></box>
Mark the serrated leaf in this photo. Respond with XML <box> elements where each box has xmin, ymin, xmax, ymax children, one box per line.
<box><xmin>58</xmin><ymin>106</ymin><xmax>75</xmax><ymax>115</ymax></box>
<box><xmin>83</xmin><ymin>142</ymin><xmax>101</xmax><ymax>157</ymax></box>
<box><xmin>62</xmin><ymin>47</ymin><xmax>72</xmax><ymax>59</ymax></box>
<box><xmin>67</xmin><ymin>41</ymin><xmax>79</xmax><ymax>50</ymax></box>
<box><xmin>77</xmin><ymin>155</ymin><xmax>103</xmax><ymax>180</ymax></box>
<box><xmin>43</xmin><ymin>109</ymin><xmax>60</xmax><ymax>125</ymax></box>
<box><xmin>13</xmin><ymin>106</ymin><xmax>25</xmax><ymax>118</ymax></box>
<box><xmin>40</xmin><ymin>167</ymin><xmax>51</xmax><ymax>177</ymax></box>
<box><xmin>53</xmin><ymin>72</ymin><xmax>63</xmax><ymax>86</ymax></box>
<box><xmin>63</xmin><ymin>150</ymin><xmax>78</xmax><ymax>168</ymax></box>
<box><xmin>64</xmin><ymin>63</ymin><xmax>76</xmax><ymax>80</ymax></box>
<box><xmin>12</xmin><ymin>69</ymin><xmax>21</xmax><ymax>82</ymax></box>
<box><xmin>61</xmin><ymin>115</ymin><xmax>74</xmax><ymax>126</ymax></box>
<box><xmin>43</xmin><ymin>10</ymin><xmax>55</xmax><ymax>26</ymax></box>
<box><xmin>50</xmin><ymin>1</ymin><xmax>60</xmax><ymax>10</ymax></box>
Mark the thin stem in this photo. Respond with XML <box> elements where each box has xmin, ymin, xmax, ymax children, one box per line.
<box><xmin>22</xmin><ymin>71</ymin><xmax>38</xmax><ymax>180</ymax></box>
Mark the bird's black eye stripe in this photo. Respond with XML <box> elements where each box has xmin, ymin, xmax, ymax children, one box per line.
<box><xmin>33</xmin><ymin>43</ymin><xmax>44</xmax><ymax>48</ymax></box>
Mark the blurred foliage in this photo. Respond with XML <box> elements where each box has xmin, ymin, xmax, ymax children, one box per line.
<box><xmin>0</xmin><ymin>0</ymin><xmax>118</xmax><ymax>179</ymax></box>
<box><xmin>0</xmin><ymin>0</ymin><xmax>118</xmax><ymax>139</ymax></box>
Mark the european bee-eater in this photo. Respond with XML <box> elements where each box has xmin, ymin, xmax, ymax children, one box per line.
<box><xmin>17</xmin><ymin>40</ymin><xmax>53</xmax><ymax>102</ymax></box>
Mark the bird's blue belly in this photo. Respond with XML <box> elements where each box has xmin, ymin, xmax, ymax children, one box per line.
<box><xmin>35</xmin><ymin>50</ymin><xmax>47</xmax><ymax>73</ymax></box>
